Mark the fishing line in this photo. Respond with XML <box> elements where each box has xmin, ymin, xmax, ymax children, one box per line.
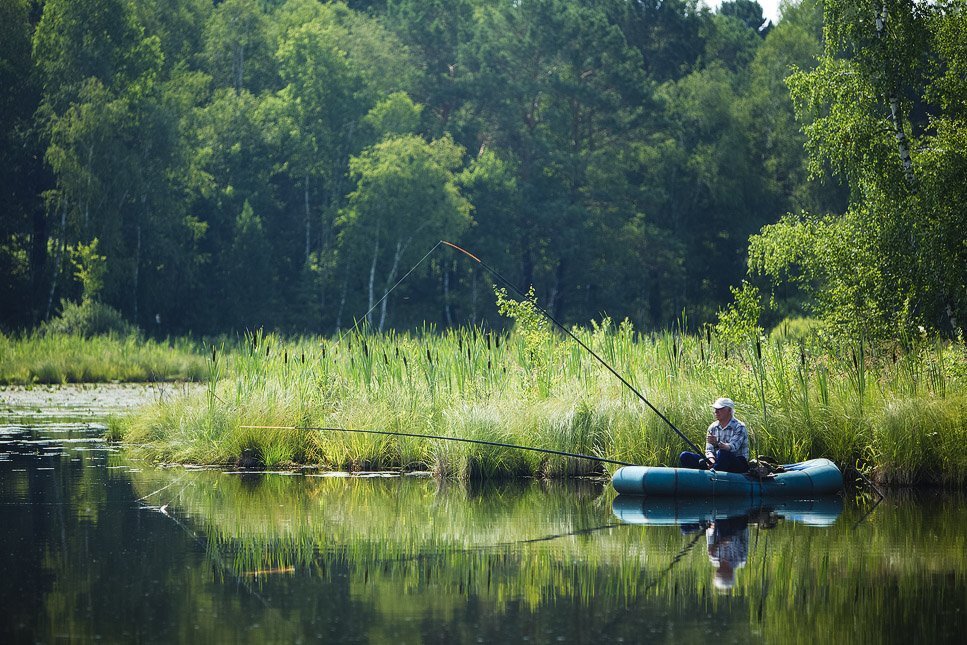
<box><xmin>240</xmin><ymin>425</ymin><xmax>635</xmax><ymax>467</ymax></box>
<box><xmin>440</xmin><ymin>240</ymin><xmax>704</xmax><ymax>456</ymax></box>
<box><xmin>333</xmin><ymin>240</ymin><xmax>444</xmax><ymax>346</ymax></box>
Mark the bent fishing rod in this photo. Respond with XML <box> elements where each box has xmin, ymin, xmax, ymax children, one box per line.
<box><xmin>241</xmin><ymin>425</ymin><xmax>635</xmax><ymax>467</ymax></box>
<box><xmin>440</xmin><ymin>240</ymin><xmax>704</xmax><ymax>457</ymax></box>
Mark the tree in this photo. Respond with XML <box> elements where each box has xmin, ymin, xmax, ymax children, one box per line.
<box><xmin>0</xmin><ymin>0</ymin><xmax>45</xmax><ymax>328</ymax></box>
<box><xmin>202</xmin><ymin>0</ymin><xmax>275</xmax><ymax>93</ymax></box>
<box><xmin>338</xmin><ymin>134</ymin><xmax>472</xmax><ymax>330</ymax></box>
<box><xmin>750</xmin><ymin>0</ymin><xmax>967</xmax><ymax>339</ymax></box>
<box><xmin>456</xmin><ymin>0</ymin><xmax>650</xmax><ymax>319</ymax></box>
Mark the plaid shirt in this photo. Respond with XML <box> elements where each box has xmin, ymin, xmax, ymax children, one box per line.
<box><xmin>706</xmin><ymin>416</ymin><xmax>749</xmax><ymax>460</ymax></box>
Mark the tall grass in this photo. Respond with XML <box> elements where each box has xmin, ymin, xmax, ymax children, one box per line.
<box><xmin>0</xmin><ymin>331</ymin><xmax>208</xmax><ymax>384</ymax></box>
<box><xmin>117</xmin><ymin>323</ymin><xmax>967</xmax><ymax>486</ymax></box>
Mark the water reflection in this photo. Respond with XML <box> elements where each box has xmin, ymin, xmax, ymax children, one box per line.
<box><xmin>2</xmin><ymin>407</ymin><xmax>966</xmax><ymax>643</ymax></box>
<box><xmin>613</xmin><ymin>496</ymin><xmax>843</xmax><ymax>593</ymax></box>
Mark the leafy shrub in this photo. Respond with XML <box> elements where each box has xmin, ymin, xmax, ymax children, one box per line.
<box><xmin>42</xmin><ymin>299</ymin><xmax>139</xmax><ymax>338</ymax></box>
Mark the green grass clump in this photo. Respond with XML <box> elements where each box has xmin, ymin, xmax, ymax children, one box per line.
<box><xmin>0</xmin><ymin>331</ymin><xmax>208</xmax><ymax>384</ymax></box>
<box><xmin>116</xmin><ymin>323</ymin><xmax>967</xmax><ymax>486</ymax></box>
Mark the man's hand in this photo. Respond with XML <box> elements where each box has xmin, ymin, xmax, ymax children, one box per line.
<box><xmin>706</xmin><ymin>433</ymin><xmax>718</xmax><ymax>447</ymax></box>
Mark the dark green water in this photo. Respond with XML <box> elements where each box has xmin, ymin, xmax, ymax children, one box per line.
<box><xmin>1</xmin><ymin>387</ymin><xmax>965</xmax><ymax>643</ymax></box>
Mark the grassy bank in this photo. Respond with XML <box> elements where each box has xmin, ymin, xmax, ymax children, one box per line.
<box><xmin>0</xmin><ymin>332</ymin><xmax>208</xmax><ymax>384</ymax></box>
<box><xmin>116</xmin><ymin>324</ymin><xmax>967</xmax><ymax>486</ymax></box>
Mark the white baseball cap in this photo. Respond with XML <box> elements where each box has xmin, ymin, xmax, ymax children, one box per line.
<box><xmin>712</xmin><ymin>397</ymin><xmax>735</xmax><ymax>410</ymax></box>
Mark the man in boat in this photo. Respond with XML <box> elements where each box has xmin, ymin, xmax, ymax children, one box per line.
<box><xmin>678</xmin><ymin>397</ymin><xmax>749</xmax><ymax>473</ymax></box>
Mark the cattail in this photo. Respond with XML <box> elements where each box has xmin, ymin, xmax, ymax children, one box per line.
<box><xmin>755</xmin><ymin>337</ymin><xmax>762</xmax><ymax>361</ymax></box>
<box><xmin>383</xmin><ymin>351</ymin><xmax>389</xmax><ymax>365</ymax></box>
<box><xmin>284</xmin><ymin>350</ymin><xmax>288</xmax><ymax>364</ymax></box>
<box><xmin>426</xmin><ymin>348</ymin><xmax>432</xmax><ymax>365</ymax></box>
<box><xmin>211</xmin><ymin>344</ymin><xmax>217</xmax><ymax>362</ymax></box>
<box><xmin>486</xmin><ymin>334</ymin><xmax>491</xmax><ymax>351</ymax></box>
<box><xmin>363</xmin><ymin>341</ymin><xmax>368</xmax><ymax>357</ymax></box>
<box><xmin>403</xmin><ymin>354</ymin><xmax>408</xmax><ymax>369</ymax></box>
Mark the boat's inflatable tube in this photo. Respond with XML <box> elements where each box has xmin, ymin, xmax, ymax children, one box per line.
<box><xmin>611</xmin><ymin>495</ymin><xmax>843</xmax><ymax>527</ymax></box>
<box><xmin>611</xmin><ymin>458</ymin><xmax>843</xmax><ymax>497</ymax></box>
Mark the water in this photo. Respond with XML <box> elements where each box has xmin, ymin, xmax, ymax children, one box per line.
<box><xmin>1</xmin><ymin>386</ymin><xmax>965</xmax><ymax>644</ymax></box>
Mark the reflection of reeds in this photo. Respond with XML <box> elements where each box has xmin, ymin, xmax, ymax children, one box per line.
<box><xmin>119</xmin><ymin>327</ymin><xmax>967</xmax><ymax>485</ymax></box>
<box><xmin>125</xmin><ymin>466</ymin><xmax>967</xmax><ymax>644</ymax></box>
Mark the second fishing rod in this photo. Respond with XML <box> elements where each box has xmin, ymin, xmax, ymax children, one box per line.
<box><xmin>440</xmin><ymin>240</ymin><xmax>705</xmax><ymax>457</ymax></box>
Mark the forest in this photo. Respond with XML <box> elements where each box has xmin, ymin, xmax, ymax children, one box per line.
<box><xmin>1</xmin><ymin>0</ymin><xmax>964</xmax><ymax>340</ymax></box>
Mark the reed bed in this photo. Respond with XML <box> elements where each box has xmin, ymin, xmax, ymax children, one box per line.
<box><xmin>0</xmin><ymin>332</ymin><xmax>208</xmax><ymax>384</ymax></box>
<box><xmin>117</xmin><ymin>323</ymin><xmax>967</xmax><ymax>486</ymax></box>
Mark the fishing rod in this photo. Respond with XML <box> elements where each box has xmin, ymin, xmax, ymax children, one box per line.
<box><xmin>440</xmin><ymin>240</ymin><xmax>704</xmax><ymax>457</ymax></box>
<box><xmin>240</xmin><ymin>425</ymin><xmax>636</xmax><ymax>467</ymax></box>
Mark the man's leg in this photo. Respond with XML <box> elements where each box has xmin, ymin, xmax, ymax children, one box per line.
<box><xmin>679</xmin><ymin>451</ymin><xmax>709</xmax><ymax>470</ymax></box>
<box><xmin>713</xmin><ymin>450</ymin><xmax>748</xmax><ymax>473</ymax></box>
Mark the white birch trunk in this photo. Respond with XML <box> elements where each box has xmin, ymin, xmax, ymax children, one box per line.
<box><xmin>876</xmin><ymin>3</ymin><xmax>916</xmax><ymax>189</ymax></box>
<box><xmin>367</xmin><ymin>224</ymin><xmax>380</xmax><ymax>327</ymax></box>
<box><xmin>378</xmin><ymin>239</ymin><xmax>404</xmax><ymax>332</ymax></box>
<box><xmin>46</xmin><ymin>198</ymin><xmax>67</xmax><ymax>320</ymax></box>
<box><xmin>443</xmin><ymin>260</ymin><xmax>452</xmax><ymax>326</ymax></box>
<box><xmin>304</xmin><ymin>175</ymin><xmax>311</xmax><ymax>264</ymax></box>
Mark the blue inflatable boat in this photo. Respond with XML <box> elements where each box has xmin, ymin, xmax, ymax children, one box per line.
<box><xmin>611</xmin><ymin>458</ymin><xmax>843</xmax><ymax>497</ymax></box>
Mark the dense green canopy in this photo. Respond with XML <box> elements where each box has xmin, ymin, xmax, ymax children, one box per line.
<box><xmin>1</xmin><ymin>0</ymin><xmax>963</xmax><ymax>339</ymax></box>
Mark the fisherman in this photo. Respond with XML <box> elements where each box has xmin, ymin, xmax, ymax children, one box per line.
<box><xmin>679</xmin><ymin>397</ymin><xmax>749</xmax><ymax>473</ymax></box>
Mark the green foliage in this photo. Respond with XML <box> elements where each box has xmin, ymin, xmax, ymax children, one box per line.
<box><xmin>11</xmin><ymin>0</ymin><xmax>962</xmax><ymax>343</ymax></box>
<box><xmin>494</xmin><ymin>285</ymin><xmax>551</xmax><ymax>387</ymax></box>
<box><xmin>339</xmin><ymin>133</ymin><xmax>472</xmax><ymax>329</ymax></box>
<box><xmin>68</xmin><ymin>238</ymin><xmax>106</xmax><ymax>302</ymax></box>
<box><xmin>41</xmin><ymin>299</ymin><xmax>138</xmax><ymax>339</ymax></box>
<box><xmin>751</xmin><ymin>0</ymin><xmax>967</xmax><ymax>340</ymax></box>
<box><xmin>363</xmin><ymin>91</ymin><xmax>422</xmax><ymax>139</ymax></box>
<box><xmin>714</xmin><ymin>281</ymin><xmax>764</xmax><ymax>347</ymax></box>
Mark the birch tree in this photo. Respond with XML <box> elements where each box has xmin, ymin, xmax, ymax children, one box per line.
<box><xmin>338</xmin><ymin>134</ymin><xmax>472</xmax><ymax>330</ymax></box>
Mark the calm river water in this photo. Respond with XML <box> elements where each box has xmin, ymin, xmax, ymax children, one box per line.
<box><xmin>1</xmin><ymin>385</ymin><xmax>964</xmax><ymax>644</ymax></box>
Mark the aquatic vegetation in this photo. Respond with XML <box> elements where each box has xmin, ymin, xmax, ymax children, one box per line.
<box><xmin>0</xmin><ymin>332</ymin><xmax>208</xmax><ymax>385</ymax></box>
<box><xmin>116</xmin><ymin>324</ymin><xmax>967</xmax><ymax>485</ymax></box>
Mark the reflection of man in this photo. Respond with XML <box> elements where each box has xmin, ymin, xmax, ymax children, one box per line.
<box><xmin>706</xmin><ymin>514</ymin><xmax>749</xmax><ymax>592</ymax></box>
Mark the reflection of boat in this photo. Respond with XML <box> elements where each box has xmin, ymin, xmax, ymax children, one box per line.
<box><xmin>611</xmin><ymin>458</ymin><xmax>843</xmax><ymax>497</ymax></box>
<box><xmin>612</xmin><ymin>495</ymin><xmax>843</xmax><ymax>527</ymax></box>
